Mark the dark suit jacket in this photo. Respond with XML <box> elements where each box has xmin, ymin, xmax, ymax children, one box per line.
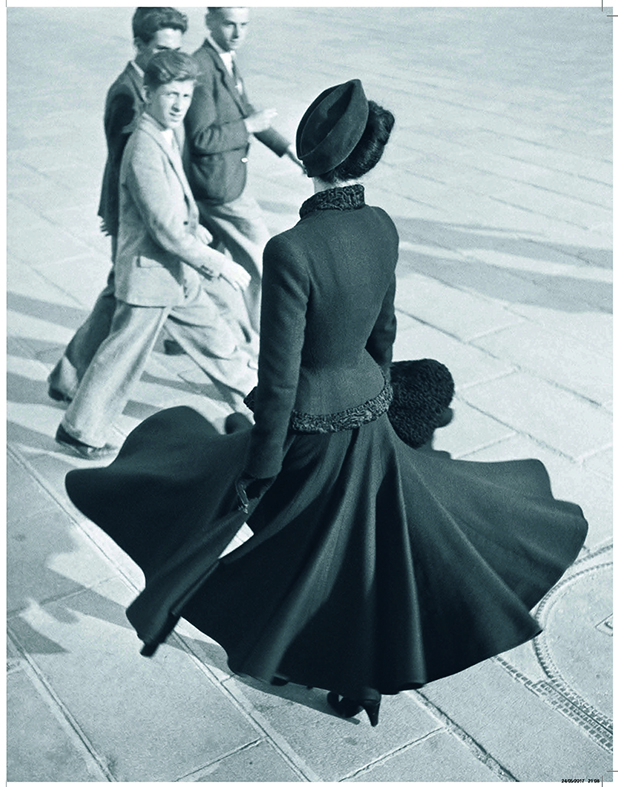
<box><xmin>98</xmin><ymin>62</ymin><xmax>146</xmax><ymax>237</ymax></box>
<box><xmin>115</xmin><ymin>113</ymin><xmax>224</xmax><ymax>307</ymax></box>
<box><xmin>245</xmin><ymin>186</ymin><xmax>399</xmax><ymax>479</ymax></box>
<box><xmin>185</xmin><ymin>40</ymin><xmax>290</xmax><ymax>205</ymax></box>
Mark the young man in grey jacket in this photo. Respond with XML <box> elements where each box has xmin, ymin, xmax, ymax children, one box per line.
<box><xmin>56</xmin><ymin>50</ymin><xmax>257</xmax><ymax>459</ymax></box>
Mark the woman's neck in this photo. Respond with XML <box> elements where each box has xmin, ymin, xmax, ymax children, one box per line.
<box><xmin>312</xmin><ymin>178</ymin><xmax>359</xmax><ymax>194</ymax></box>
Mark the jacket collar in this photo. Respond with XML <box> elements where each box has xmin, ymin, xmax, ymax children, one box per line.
<box><xmin>199</xmin><ymin>39</ymin><xmax>247</xmax><ymax>115</ymax></box>
<box><xmin>138</xmin><ymin>113</ymin><xmax>190</xmax><ymax>193</ymax></box>
<box><xmin>299</xmin><ymin>184</ymin><xmax>365</xmax><ymax>219</ymax></box>
<box><xmin>123</xmin><ymin>60</ymin><xmax>146</xmax><ymax>102</ymax></box>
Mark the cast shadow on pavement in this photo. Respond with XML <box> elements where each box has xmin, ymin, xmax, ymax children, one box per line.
<box><xmin>391</xmin><ymin>215</ymin><xmax>612</xmax><ymax>314</ymax></box>
<box><xmin>7</xmin><ymin>291</ymin><xmax>89</xmax><ymax>331</ymax></box>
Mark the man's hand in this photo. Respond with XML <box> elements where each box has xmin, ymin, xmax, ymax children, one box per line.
<box><xmin>244</xmin><ymin>108</ymin><xmax>278</xmax><ymax>134</ymax></box>
<box><xmin>221</xmin><ymin>258</ymin><xmax>251</xmax><ymax>291</ymax></box>
<box><xmin>283</xmin><ymin>146</ymin><xmax>304</xmax><ymax>169</ymax></box>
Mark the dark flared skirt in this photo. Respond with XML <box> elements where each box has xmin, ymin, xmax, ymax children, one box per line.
<box><xmin>65</xmin><ymin>405</ymin><xmax>587</xmax><ymax>699</ymax></box>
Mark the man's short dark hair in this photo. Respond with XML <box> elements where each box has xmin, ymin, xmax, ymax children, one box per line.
<box><xmin>132</xmin><ymin>7</ymin><xmax>188</xmax><ymax>44</ymax></box>
<box><xmin>143</xmin><ymin>50</ymin><xmax>200</xmax><ymax>90</ymax></box>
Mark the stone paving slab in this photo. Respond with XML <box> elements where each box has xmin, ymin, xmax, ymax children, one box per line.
<box><xmin>224</xmin><ymin>680</ymin><xmax>442</xmax><ymax>783</ymax></box>
<box><xmin>419</xmin><ymin>659</ymin><xmax>612</xmax><ymax>781</ymax></box>
<box><xmin>7</xmin><ymin>668</ymin><xmax>105</xmax><ymax>782</ymax></box>
<box><xmin>472</xmin><ymin>321</ymin><xmax>612</xmax><ymax>406</ymax></box>
<box><xmin>393</xmin><ymin>317</ymin><xmax>515</xmax><ymax>389</ymax></box>
<box><xmin>190</xmin><ymin>740</ymin><xmax>303</xmax><ymax>782</ymax></box>
<box><xmin>395</xmin><ymin>269</ymin><xmax>523</xmax><ymax>341</ymax></box>
<box><xmin>461</xmin><ymin>371</ymin><xmax>612</xmax><ymax>460</ymax></box>
<box><xmin>7</xmin><ymin>453</ymin><xmax>117</xmax><ymax>615</ymax></box>
<box><xmin>8</xmin><ymin>577</ymin><xmax>264</xmax><ymax>782</ymax></box>
<box><xmin>349</xmin><ymin>729</ymin><xmax>501</xmax><ymax>783</ymax></box>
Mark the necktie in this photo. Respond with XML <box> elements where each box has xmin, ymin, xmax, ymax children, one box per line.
<box><xmin>230</xmin><ymin>54</ymin><xmax>243</xmax><ymax>95</ymax></box>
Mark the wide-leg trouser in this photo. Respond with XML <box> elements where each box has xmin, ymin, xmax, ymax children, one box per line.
<box><xmin>61</xmin><ymin>271</ymin><xmax>257</xmax><ymax>448</ymax></box>
<box><xmin>48</xmin><ymin>239</ymin><xmax>118</xmax><ymax>400</ymax></box>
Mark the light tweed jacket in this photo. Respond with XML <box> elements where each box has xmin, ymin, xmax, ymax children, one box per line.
<box><xmin>115</xmin><ymin>112</ymin><xmax>224</xmax><ymax>307</ymax></box>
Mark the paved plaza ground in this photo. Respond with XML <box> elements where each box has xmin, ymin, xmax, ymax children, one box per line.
<box><xmin>6</xmin><ymin>6</ymin><xmax>613</xmax><ymax>782</ymax></box>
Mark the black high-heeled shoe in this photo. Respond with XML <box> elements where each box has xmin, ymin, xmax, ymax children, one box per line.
<box><xmin>327</xmin><ymin>691</ymin><xmax>381</xmax><ymax>727</ymax></box>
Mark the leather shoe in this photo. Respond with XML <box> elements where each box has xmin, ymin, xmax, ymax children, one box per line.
<box><xmin>48</xmin><ymin>386</ymin><xmax>72</xmax><ymax>404</ymax></box>
<box><xmin>55</xmin><ymin>424</ymin><xmax>117</xmax><ymax>460</ymax></box>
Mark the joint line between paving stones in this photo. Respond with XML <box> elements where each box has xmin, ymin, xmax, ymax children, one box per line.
<box><xmin>460</xmin><ymin>340</ymin><xmax>613</xmax><ymax>410</ymax></box>
<box><xmin>7</xmin><ymin>629</ymin><xmax>115</xmax><ymax>781</ymax></box>
<box><xmin>489</xmin><ymin>194</ymin><xmax>595</xmax><ymax>231</ymax></box>
<box><xmin>394</xmin><ymin>306</ymin><xmax>523</xmax><ymax>348</ymax></box>
<box><xmin>8</xmin><ymin>446</ymin><xmax>317</xmax><ymax>780</ymax></box>
<box><xmin>6</xmin><ymin>575</ymin><xmax>126</xmax><ymax>619</ymax></box>
<box><xmin>169</xmin><ymin>640</ymin><xmax>318</xmax><ymax>782</ymax></box>
<box><xmin>413</xmin><ymin>689</ymin><xmax>517</xmax><ymax>781</ymax></box>
<box><xmin>456</xmin><ymin>393</ymin><xmax>611</xmax><ymax>463</ymax></box>
<box><xmin>397</xmin><ymin>135</ymin><xmax>611</xmax><ymax>187</ymax></box>
<box><xmin>527</xmin><ymin>237</ymin><xmax>612</xmax><ymax>268</ymax></box>
<box><xmin>341</xmin><ymin>728</ymin><xmax>445</xmax><ymax>782</ymax></box>
<box><xmin>176</xmin><ymin>739</ymin><xmax>266</xmax><ymax>782</ymax></box>
<box><xmin>495</xmin><ymin>655</ymin><xmax>613</xmax><ymax>753</ymax></box>
<box><xmin>7</xmin><ymin>444</ymin><xmax>145</xmax><ymax>595</ymax></box>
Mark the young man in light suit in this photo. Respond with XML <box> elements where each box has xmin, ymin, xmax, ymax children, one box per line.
<box><xmin>48</xmin><ymin>7</ymin><xmax>188</xmax><ymax>405</ymax></box>
<box><xmin>55</xmin><ymin>51</ymin><xmax>257</xmax><ymax>459</ymax></box>
<box><xmin>185</xmin><ymin>7</ymin><xmax>303</xmax><ymax>334</ymax></box>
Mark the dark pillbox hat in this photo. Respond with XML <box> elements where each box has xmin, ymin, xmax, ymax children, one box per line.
<box><xmin>296</xmin><ymin>79</ymin><xmax>369</xmax><ymax>177</ymax></box>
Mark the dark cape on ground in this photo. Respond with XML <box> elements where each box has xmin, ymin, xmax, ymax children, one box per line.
<box><xmin>66</xmin><ymin>405</ymin><xmax>587</xmax><ymax>699</ymax></box>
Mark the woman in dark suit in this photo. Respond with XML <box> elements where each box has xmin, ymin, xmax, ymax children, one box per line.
<box><xmin>66</xmin><ymin>80</ymin><xmax>587</xmax><ymax>727</ymax></box>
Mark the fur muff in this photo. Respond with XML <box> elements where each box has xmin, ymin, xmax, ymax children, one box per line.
<box><xmin>388</xmin><ymin>359</ymin><xmax>455</xmax><ymax>448</ymax></box>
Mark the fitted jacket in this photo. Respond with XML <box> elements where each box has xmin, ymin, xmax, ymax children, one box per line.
<box><xmin>185</xmin><ymin>40</ymin><xmax>291</xmax><ymax>205</ymax></box>
<box><xmin>98</xmin><ymin>62</ymin><xmax>146</xmax><ymax>238</ymax></box>
<box><xmin>245</xmin><ymin>185</ymin><xmax>399</xmax><ymax>479</ymax></box>
<box><xmin>114</xmin><ymin>113</ymin><xmax>225</xmax><ymax>308</ymax></box>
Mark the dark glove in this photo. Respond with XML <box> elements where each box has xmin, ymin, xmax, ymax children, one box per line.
<box><xmin>236</xmin><ymin>472</ymin><xmax>274</xmax><ymax>514</ymax></box>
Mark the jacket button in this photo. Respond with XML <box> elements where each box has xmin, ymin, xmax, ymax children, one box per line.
<box><xmin>183</xmin><ymin>221</ymin><xmax>188</xmax><ymax>225</ymax></box>
<box><xmin>241</xmin><ymin>157</ymin><xmax>248</xmax><ymax>164</ymax></box>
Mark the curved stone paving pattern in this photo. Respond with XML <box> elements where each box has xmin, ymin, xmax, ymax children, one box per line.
<box><xmin>534</xmin><ymin>554</ymin><xmax>612</xmax><ymax>720</ymax></box>
<box><xmin>500</xmin><ymin>546</ymin><xmax>612</xmax><ymax>755</ymax></box>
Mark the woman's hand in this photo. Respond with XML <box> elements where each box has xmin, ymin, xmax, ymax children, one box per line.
<box><xmin>221</xmin><ymin>259</ymin><xmax>251</xmax><ymax>291</ymax></box>
<box><xmin>236</xmin><ymin>472</ymin><xmax>274</xmax><ymax>513</ymax></box>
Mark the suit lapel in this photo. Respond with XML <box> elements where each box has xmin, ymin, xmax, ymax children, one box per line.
<box><xmin>124</xmin><ymin>61</ymin><xmax>147</xmax><ymax>103</ymax></box>
<box><xmin>202</xmin><ymin>41</ymin><xmax>247</xmax><ymax>116</ymax></box>
<box><xmin>140</xmin><ymin>115</ymin><xmax>194</xmax><ymax>207</ymax></box>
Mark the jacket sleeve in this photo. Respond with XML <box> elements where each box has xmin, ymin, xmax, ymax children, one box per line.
<box><xmin>254</xmin><ymin>127</ymin><xmax>293</xmax><ymax>157</ymax></box>
<box><xmin>125</xmin><ymin>136</ymin><xmax>226</xmax><ymax>277</ymax></box>
<box><xmin>104</xmin><ymin>87</ymin><xmax>141</xmax><ymax>164</ymax></box>
<box><xmin>245</xmin><ymin>234</ymin><xmax>309</xmax><ymax>479</ymax></box>
<box><xmin>365</xmin><ymin>272</ymin><xmax>397</xmax><ymax>376</ymax></box>
<box><xmin>185</xmin><ymin>79</ymin><xmax>250</xmax><ymax>155</ymax></box>
<box><xmin>242</xmin><ymin>85</ymin><xmax>292</xmax><ymax>156</ymax></box>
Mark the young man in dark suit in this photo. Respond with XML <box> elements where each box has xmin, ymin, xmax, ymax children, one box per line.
<box><xmin>185</xmin><ymin>7</ymin><xmax>302</xmax><ymax>334</ymax></box>
<box><xmin>48</xmin><ymin>7</ymin><xmax>188</xmax><ymax>404</ymax></box>
<box><xmin>55</xmin><ymin>51</ymin><xmax>257</xmax><ymax>459</ymax></box>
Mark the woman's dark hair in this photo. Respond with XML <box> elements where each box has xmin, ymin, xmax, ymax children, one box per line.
<box><xmin>132</xmin><ymin>7</ymin><xmax>188</xmax><ymax>44</ymax></box>
<box><xmin>144</xmin><ymin>50</ymin><xmax>200</xmax><ymax>90</ymax></box>
<box><xmin>319</xmin><ymin>101</ymin><xmax>395</xmax><ymax>184</ymax></box>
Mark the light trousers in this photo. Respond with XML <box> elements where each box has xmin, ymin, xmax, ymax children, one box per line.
<box><xmin>61</xmin><ymin>269</ymin><xmax>257</xmax><ymax>448</ymax></box>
